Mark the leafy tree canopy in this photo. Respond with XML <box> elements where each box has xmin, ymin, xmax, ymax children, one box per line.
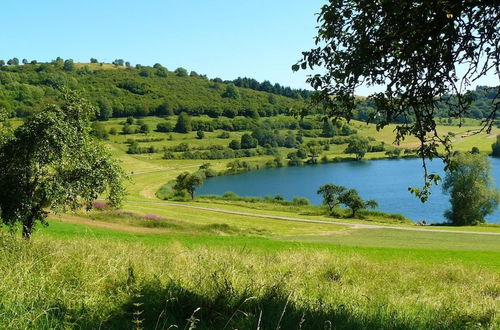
<box><xmin>173</xmin><ymin>172</ymin><xmax>204</xmax><ymax>200</ymax></box>
<box><xmin>0</xmin><ymin>91</ymin><xmax>126</xmax><ymax>239</ymax></box>
<box><xmin>317</xmin><ymin>184</ymin><xmax>346</xmax><ymax>214</ymax></box>
<box><xmin>443</xmin><ymin>152</ymin><xmax>499</xmax><ymax>225</ymax></box>
<box><xmin>295</xmin><ymin>0</ymin><xmax>499</xmax><ymax>200</ymax></box>
<box><xmin>345</xmin><ymin>136</ymin><xmax>370</xmax><ymax>160</ymax></box>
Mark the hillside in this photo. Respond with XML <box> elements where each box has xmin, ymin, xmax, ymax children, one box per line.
<box><xmin>0</xmin><ymin>61</ymin><xmax>306</xmax><ymax>119</ymax></box>
<box><xmin>0</xmin><ymin>60</ymin><xmax>498</xmax><ymax>125</ymax></box>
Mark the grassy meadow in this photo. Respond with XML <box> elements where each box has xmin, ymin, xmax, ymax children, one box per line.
<box><xmin>1</xmin><ymin>115</ymin><xmax>499</xmax><ymax>329</ymax></box>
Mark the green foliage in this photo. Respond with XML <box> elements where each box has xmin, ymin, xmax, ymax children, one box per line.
<box><xmin>240</xmin><ymin>133</ymin><xmax>257</xmax><ymax>149</ymax></box>
<box><xmin>339</xmin><ymin>189</ymin><xmax>378</xmax><ymax>218</ymax></box>
<box><xmin>345</xmin><ymin>136</ymin><xmax>370</xmax><ymax>160</ymax></box>
<box><xmin>156</xmin><ymin>121</ymin><xmax>173</xmax><ymax>132</ymax></box>
<box><xmin>139</xmin><ymin>123</ymin><xmax>150</xmax><ymax>134</ymax></box>
<box><xmin>0</xmin><ymin>91</ymin><xmax>126</xmax><ymax>238</ymax></box>
<box><xmin>226</xmin><ymin>159</ymin><xmax>253</xmax><ymax>174</ymax></box>
<box><xmin>96</xmin><ymin>98</ymin><xmax>113</xmax><ymax>120</ymax></box>
<box><xmin>317</xmin><ymin>184</ymin><xmax>346</xmax><ymax>214</ymax></box>
<box><xmin>173</xmin><ymin>172</ymin><xmax>204</xmax><ymax>199</ymax></box>
<box><xmin>63</xmin><ymin>59</ymin><xmax>74</xmax><ymax>71</ymax></box>
<box><xmin>174</xmin><ymin>112</ymin><xmax>192</xmax><ymax>133</ymax></box>
<box><xmin>90</xmin><ymin>121</ymin><xmax>109</xmax><ymax>139</ymax></box>
<box><xmin>221</xmin><ymin>83</ymin><xmax>240</xmax><ymax>99</ymax></box>
<box><xmin>492</xmin><ymin>135</ymin><xmax>500</xmax><ymax>157</ymax></box>
<box><xmin>296</xmin><ymin>0</ymin><xmax>499</xmax><ymax>200</ymax></box>
<box><xmin>228</xmin><ymin>139</ymin><xmax>240</xmax><ymax>150</ymax></box>
<box><xmin>218</xmin><ymin>131</ymin><xmax>230</xmax><ymax>139</ymax></box>
<box><xmin>318</xmin><ymin>184</ymin><xmax>378</xmax><ymax>218</ymax></box>
<box><xmin>196</xmin><ymin>130</ymin><xmax>204</xmax><ymax>139</ymax></box>
<box><xmin>174</xmin><ymin>67</ymin><xmax>188</xmax><ymax>77</ymax></box>
<box><xmin>0</xmin><ymin>61</ymin><xmax>304</xmax><ymax>120</ymax></box>
<box><xmin>442</xmin><ymin>152</ymin><xmax>500</xmax><ymax>225</ymax></box>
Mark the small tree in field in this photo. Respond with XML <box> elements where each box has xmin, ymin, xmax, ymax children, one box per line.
<box><xmin>338</xmin><ymin>189</ymin><xmax>378</xmax><ymax>218</ymax></box>
<box><xmin>174</xmin><ymin>172</ymin><xmax>204</xmax><ymax>200</ymax></box>
<box><xmin>0</xmin><ymin>91</ymin><xmax>126</xmax><ymax>239</ymax></box>
<box><xmin>317</xmin><ymin>184</ymin><xmax>346</xmax><ymax>215</ymax></box>
<box><xmin>345</xmin><ymin>136</ymin><xmax>370</xmax><ymax>160</ymax></box>
<box><xmin>174</xmin><ymin>112</ymin><xmax>192</xmax><ymax>133</ymax></box>
<box><xmin>443</xmin><ymin>152</ymin><xmax>499</xmax><ymax>225</ymax></box>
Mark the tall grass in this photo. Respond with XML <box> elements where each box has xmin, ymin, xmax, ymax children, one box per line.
<box><xmin>0</xmin><ymin>232</ymin><xmax>497</xmax><ymax>329</ymax></box>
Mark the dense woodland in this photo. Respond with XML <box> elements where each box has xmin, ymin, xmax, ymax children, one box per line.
<box><xmin>0</xmin><ymin>58</ymin><xmax>497</xmax><ymax>123</ymax></box>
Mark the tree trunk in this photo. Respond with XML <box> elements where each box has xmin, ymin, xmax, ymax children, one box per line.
<box><xmin>22</xmin><ymin>215</ymin><xmax>35</xmax><ymax>240</ymax></box>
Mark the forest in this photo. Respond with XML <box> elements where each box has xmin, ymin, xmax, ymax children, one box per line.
<box><xmin>0</xmin><ymin>58</ymin><xmax>497</xmax><ymax>124</ymax></box>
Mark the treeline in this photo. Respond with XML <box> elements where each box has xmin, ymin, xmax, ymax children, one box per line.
<box><xmin>229</xmin><ymin>77</ymin><xmax>312</xmax><ymax>99</ymax></box>
<box><xmin>0</xmin><ymin>58</ymin><xmax>307</xmax><ymax>119</ymax></box>
<box><xmin>352</xmin><ymin>86</ymin><xmax>499</xmax><ymax>124</ymax></box>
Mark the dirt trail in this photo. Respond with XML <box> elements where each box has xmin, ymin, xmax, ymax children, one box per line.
<box><xmin>127</xmin><ymin>201</ymin><xmax>500</xmax><ymax>236</ymax></box>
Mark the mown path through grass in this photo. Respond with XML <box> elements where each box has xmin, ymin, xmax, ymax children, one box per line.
<box><xmin>127</xmin><ymin>200</ymin><xmax>500</xmax><ymax>235</ymax></box>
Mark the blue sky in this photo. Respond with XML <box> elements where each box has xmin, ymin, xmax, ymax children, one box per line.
<box><xmin>2</xmin><ymin>0</ymin><xmax>496</xmax><ymax>94</ymax></box>
<box><xmin>1</xmin><ymin>0</ymin><xmax>325</xmax><ymax>90</ymax></box>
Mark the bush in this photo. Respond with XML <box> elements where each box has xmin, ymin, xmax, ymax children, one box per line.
<box><xmin>217</xmin><ymin>131</ymin><xmax>230</xmax><ymax>139</ymax></box>
<box><xmin>292</xmin><ymin>197</ymin><xmax>310</xmax><ymax>205</ymax></box>
<box><xmin>156</xmin><ymin>122</ymin><xmax>173</xmax><ymax>132</ymax></box>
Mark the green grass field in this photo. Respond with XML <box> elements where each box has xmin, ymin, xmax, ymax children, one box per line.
<box><xmin>1</xmin><ymin>116</ymin><xmax>499</xmax><ymax>329</ymax></box>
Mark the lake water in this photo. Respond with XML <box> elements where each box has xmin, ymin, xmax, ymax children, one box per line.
<box><xmin>198</xmin><ymin>157</ymin><xmax>500</xmax><ymax>223</ymax></box>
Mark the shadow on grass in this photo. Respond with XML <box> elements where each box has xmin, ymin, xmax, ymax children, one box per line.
<box><xmin>45</xmin><ymin>277</ymin><xmax>495</xmax><ymax>330</ymax></box>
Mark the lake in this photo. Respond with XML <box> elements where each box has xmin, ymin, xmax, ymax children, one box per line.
<box><xmin>198</xmin><ymin>157</ymin><xmax>500</xmax><ymax>224</ymax></box>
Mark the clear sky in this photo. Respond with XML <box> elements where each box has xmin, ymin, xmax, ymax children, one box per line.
<box><xmin>2</xmin><ymin>0</ymin><xmax>496</xmax><ymax>95</ymax></box>
<box><xmin>1</xmin><ymin>0</ymin><xmax>326</xmax><ymax>90</ymax></box>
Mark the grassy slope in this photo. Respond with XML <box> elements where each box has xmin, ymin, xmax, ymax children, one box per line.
<box><xmin>0</xmin><ymin>217</ymin><xmax>495</xmax><ymax>329</ymax></box>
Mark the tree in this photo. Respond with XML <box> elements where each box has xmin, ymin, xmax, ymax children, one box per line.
<box><xmin>240</xmin><ymin>134</ymin><xmax>257</xmax><ymax>149</ymax></box>
<box><xmin>113</xmin><ymin>59</ymin><xmax>124</xmax><ymax>66</ymax></box>
<box><xmin>317</xmin><ymin>184</ymin><xmax>346</xmax><ymax>214</ymax></box>
<box><xmin>0</xmin><ymin>91</ymin><xmax>126</xmax><ymax>239</ymax></box>
<box><xmin>173</xmin><ymin>172</ymin><xmax>204</xmax><ymax>200</ymax></box>
<box><xmin>222</xmin><ymin>84</ymin><xmax>240</xmax><ymax>99</ymax></box>
<box><xmin>97</xmin><ymin>98</ymin><xmax>113</xmax><ymax>120</ymax></box>
<box><xmin>229</xmin><ymin>139</ymin><xmax>241</xmax><ymax>150</ymax></box>
<box><xmin>174</xmin><ymin>112</ymin><xmax>192</xmax><ymax>133</ymax></box>
<box><xmin>338</xmin><ymin>189</ymin><xmax>378</xmax><ymax>218</ymax></box>
<box><xmin>492</xmin><ymin>135</ymin><xmax>500</xmax><ymax>157</ymax></box>
<box><xmin>175</xmin><ymin>67</ymin><xmax>188</xmax><ymax>77</ymax></box>
<box><xmin>196</xmin><ymin>130</ymin><xmax>205</xmax><ymax>139</ymax></box>
<box><xmin>295</xmin><ymin>0</ymin><xmax>499</xmax><ymax>201</ymax></box>
<box><xmin>63</xmin><ymin>59</ymin><xmax>75</xmax><ymax>71</ymax></box>
<box><xmin>321</xmin><ymin>120</ymin><xmax>336</xmax><ymax>137</ymax></box>
<box><xmin>442</xmin><ymin>152</ymin><xmax>499</xmax><ymax>225</ymax></box>
<box><xmin>156</xmin><ymin>122</ymin><xmax>173</xmax><ymax>132</ymax></box>
<box><xmin>156</xmin><ymin>101</ymin><xmax>174</xmax><ymax>116</ymax></box>
<box><xmin>345</xmin><ymin>136</ymin><xmax>370</xmax><ymax>160</ymax></box>
<box><xmin>139</xmin><ymin>123</ymin><xmax>150</xmax><ymax>134</ymax></box>
<box><xmin>91</xmin><ymin>121</ymin><xmax>109</xmax><ymax>139</ymax></box>
<box><xmin>90</xmin><ymin>58</ymin><xmax>98</xmax><ymax>63</ymax></box>
<box><xmin>22</xmin><ymin>58</ymin><xmax>28</xmax><ymax>65</ymax></box>
<box><xmin>7</xmin><ymin>58</ymin><xmax>19</xmax><ymax>66</ymax></box>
